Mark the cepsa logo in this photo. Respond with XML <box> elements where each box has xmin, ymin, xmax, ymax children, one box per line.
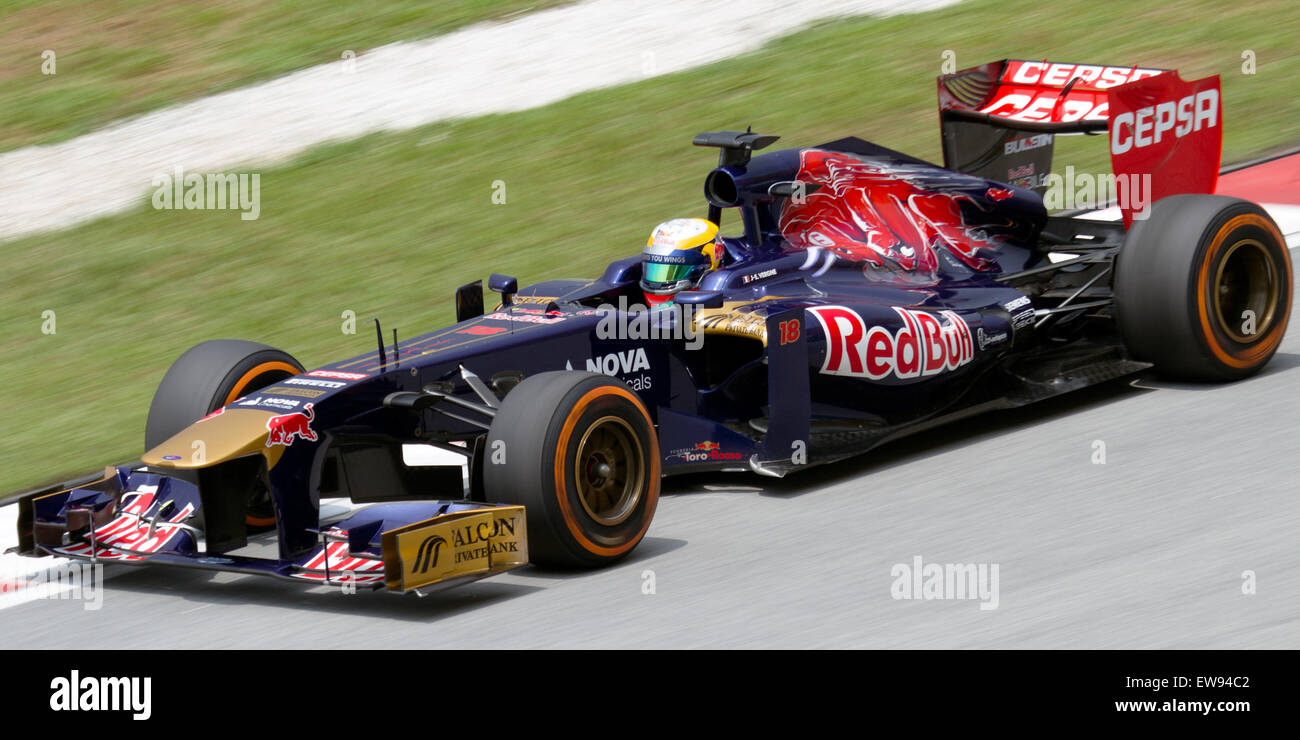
<box><xmin>983</xmin><ymin>61</ymin><xmax>1165</xmax><ymax>123</ymax></box>
<box><xmin>810</xmin><ymin>306</ymin><xmax>973</xmax><ymax>380</ymax></box>
<box><xmin>1110</xmin><ymin>87</ymin><xmax>1218</xmax><ymax>155</ymax></box>
<box><xmin>1008</xmin><ymin>61</ymin><xmax>1163</xmax><ymax>89</ymax></box>
<box><xmin>1106</xmin><ymin>73</ymin><xmax>1222</xmax><ymax>226</ymax></box>
<box><xmin>307</xmin><ymin>370</ymin><xmax>368</xmax><ymax>381</ymax></box>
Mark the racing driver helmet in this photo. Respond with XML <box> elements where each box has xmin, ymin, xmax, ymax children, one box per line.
<box><xmin>639</xmin><ymin>218</ymin><xmax>722</xmax><ymax>307</ymax></box>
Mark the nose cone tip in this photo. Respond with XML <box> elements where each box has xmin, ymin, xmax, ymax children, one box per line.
<box><xmin>141</xmin><ymin>408</ymin><xmax>276</xmax><ymax>469</ymax></box>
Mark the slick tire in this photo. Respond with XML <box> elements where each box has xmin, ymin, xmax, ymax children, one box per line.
<box><xmin>484</xmin><ymin>371</ymin><xmax>660</xmax><ymax>568</ymax></box>
<box><xmin>145</xmin><ymin>339</ymin><xmax>304</xmax><ymax>526</ymax></box>
<box><xmin>1115</xmin><ymin>195</ymin><xmax>1292</xmax><ymax>381</ymax></box>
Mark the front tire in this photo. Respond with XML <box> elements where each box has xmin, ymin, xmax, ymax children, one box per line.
<box><xmin>1114</xmin><ymin>195</ymin><xmax>1292</xmax><ymax>381</ymax></box>
<box><xmin>483</xmin><ymin>371</ymin><xmax>660</xmax><ymax>568</ymax></box>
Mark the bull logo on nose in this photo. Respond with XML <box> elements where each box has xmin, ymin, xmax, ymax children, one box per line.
<box><xmin>266</xmin><ymin>403</ymin><xmax>317</xmax><ymax>447</ymax></box>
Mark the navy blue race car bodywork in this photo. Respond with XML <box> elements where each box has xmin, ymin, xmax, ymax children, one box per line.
<box><xmin>11</xmin><ymin>60</ymin><xmax>1288</xmax><ymax>593</ymax></box>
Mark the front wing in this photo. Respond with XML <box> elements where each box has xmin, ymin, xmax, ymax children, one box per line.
<box><xmin>12</xmin><ymin>466</ymin><xmax>528</xmax><ymax>594</ymax></box>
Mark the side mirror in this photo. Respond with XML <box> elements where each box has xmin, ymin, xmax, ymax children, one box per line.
<box><xmin>674</xmin><ymin>290</ymin><xmax>725</xmax><ymax>308</ymax></box>
<box><xmin>455</xmin><ymin>280</ymin><xmax>484</xmax><ymax>322</ymax></box>
<box><xmin>488</xmin><ymin>273</ymin><xmax>518</xmax><ymax>306</ymax></box>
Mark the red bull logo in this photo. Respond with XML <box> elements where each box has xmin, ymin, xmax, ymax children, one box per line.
<box><xmin>810</xmin><ymin>305</ymin><xmax>974</xmax><ymax>380</ymax></box>
<box><xmin>266</xmin><ymin>403</ymin><xmax>317</xmax><ymax>447</ymax></box>
<box><xmin>695</xmin><ymin>441</ymin><xmax>721</xmax><ymax>451</ymax></box>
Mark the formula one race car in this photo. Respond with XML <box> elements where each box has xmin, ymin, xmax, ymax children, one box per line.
<box><xmin>9</xmin><ymin>60</ymin><xmax>1291</xmax><ymax>594</ymax></box>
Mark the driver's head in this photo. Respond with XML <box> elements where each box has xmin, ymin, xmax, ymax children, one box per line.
<box><xmin>639</xmin><ymin>218</ymin><xmax>722</xmax><ymax>307</ymax></box>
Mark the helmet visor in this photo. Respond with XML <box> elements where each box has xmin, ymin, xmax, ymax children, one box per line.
<box><xmin>642</xmin><ymin>261</ymin><xmax>700</xmax><ymax>286</ymax></box>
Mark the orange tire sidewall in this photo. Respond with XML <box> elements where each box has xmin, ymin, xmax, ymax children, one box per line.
<box><xmin>551</xmin><ymin>385</ymin><xmax>660</xmax><ymax>560</ymax></box>
<box><xmin>222</xmin><ymin>361</ymin><xmax>302</xmax><ymax>406</ymax></box>
<box><xmin>1195</xmin><ymin>213</ymin><xmax>1292</xmax><ymax>370</ymax></box>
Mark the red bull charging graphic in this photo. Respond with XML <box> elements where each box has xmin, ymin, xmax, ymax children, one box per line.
<box><xmin>266</xmin><ymin>403</ymin><xmax>317</xmax><ymax>447</ymax></box>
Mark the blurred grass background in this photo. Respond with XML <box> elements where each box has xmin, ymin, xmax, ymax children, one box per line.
<box><xmin>2</xmin><ymin>0</ymin><xmax>1299</xmax><ymax>493</ymax></box>
<box><xmin>0</xmin><ymin>0</ymin><xmax>570</xmax><ymax>151</ymax></box>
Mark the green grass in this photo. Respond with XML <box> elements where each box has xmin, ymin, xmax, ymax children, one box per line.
<box><xmin>0</xmin><ymin>0</ymin><xmax>570</xmax><ymax>152</ymax></box>
<box><xmin>3</xmin><ymin>0</ymin><xmax>1299</xmax><ymax>494</ymax></box>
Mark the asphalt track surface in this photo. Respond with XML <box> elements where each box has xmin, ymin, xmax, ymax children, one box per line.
<box><xmin>3</xmin><ymin>166</ymin><xmax>1299</xmax><ymax>648</ymax></box>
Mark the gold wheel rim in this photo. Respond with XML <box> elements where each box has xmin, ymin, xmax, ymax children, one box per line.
<box><xmin>1213</xmin><ymin>238</ymin><xmax>1279</xmax><ymax>344</ymax></box>
<box><xmin>573</xmin><ymin>415</ymin><xmax>643</xmax><ymax>527</ymax></box>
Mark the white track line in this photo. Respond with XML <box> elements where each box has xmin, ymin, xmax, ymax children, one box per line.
<box><xmin>0</xmin><ymin>0</ymin><xmax>961</xmax><ymax>241</ymax></box>
<box><xmin>1264</xmin><ymin>204</ymin><xmax>1300</xmax><ymax>247</ymax></box>
<box><xmin>1079</xmin><ymin>203</ymin><xmax>1300</xmax><ymax>247</ymax></box>
<box><xmin>0</xmin><ymin>504</ymin><xmax>114</xmax><ymax>610</ymax></box>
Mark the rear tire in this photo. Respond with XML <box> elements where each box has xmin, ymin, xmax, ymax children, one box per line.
<box><xmin>145</xmin><ymin>340</ymin><xmax>304</xmax><ymax>526</ymax></box>
<box><xmin>483</xmin><ymin>371</ymin><xmax>660</xmax><ymax>568</ymax></box>
<box><xmin>1114</xmin><ymin>195</ymin><xmax>1292</xmax><ymax>381</ymax></box>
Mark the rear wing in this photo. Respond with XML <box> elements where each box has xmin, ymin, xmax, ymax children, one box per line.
<box><xmin>938</xmin><ymin>60</ymin><xmax>1222</xmax><ymax>224</ymax></box>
